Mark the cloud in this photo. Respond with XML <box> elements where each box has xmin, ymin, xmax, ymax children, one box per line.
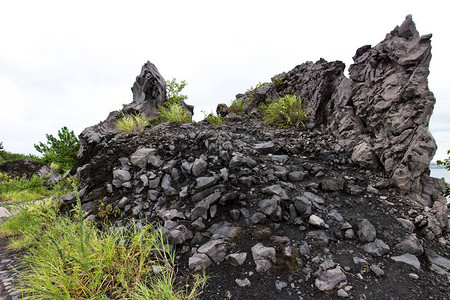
<box><xmin>0</xmin><ymin>0</ymin><xmax>448</xmax><ymax>163</ymax></box>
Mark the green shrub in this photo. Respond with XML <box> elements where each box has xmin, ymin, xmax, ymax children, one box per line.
<box><xmin>158</xmin><ymin>103</ymin><xmax>192</xmax><ymax>123</ymax></box>
<box><xmin>34</xmin><ymin>126</ymin><xmax>80</xmax><ymax>173</ymax></box>
<box><xmin>116</xmin><ymin>113</ymin><xmax>150</xmax><ymax>134</ymax></box>
<box><xmin>262</xmin><ymin>94</ymin><xmax>307</xmax><ymax>128</ymax></box>
<box><xmin>228</xmin><ymin>99</ymin><xmax>247</xmax><ymax>115</ymax></box>
<box><xmin>166</xmin><ymin>78</ymin><xmax>188</xmax><ymax>106</ymax></box>
<box><xmin>203</xmin><ymin>111</ymin><xmax>223</xmax><ymax>127</ymax></box>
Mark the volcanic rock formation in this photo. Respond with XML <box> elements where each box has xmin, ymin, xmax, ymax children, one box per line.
<box><xmin>69</xmin><ymin>16</ymin><xmax>449</xmax><ymax>299</ymax></box>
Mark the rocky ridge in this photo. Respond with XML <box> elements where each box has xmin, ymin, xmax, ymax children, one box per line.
<box><xmin>69</xmin><ymin>16</ymin><xmax>449</xmax><ymax>299</ymax></box>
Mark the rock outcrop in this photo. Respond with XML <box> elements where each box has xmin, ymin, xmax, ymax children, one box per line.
<box><xmin>0</xmin><ymin>158</ymin><xmax>61</xmax><ymax>187</ymax></box>
<box><xmin>229</xmin><ymin>15</ymin><xmax>447</xmax><ymax>239</ymax></box>
<box><xmin>68</xmin><ymin>16</ymin><xmax>449</xmax><ymax>299</ymax></box>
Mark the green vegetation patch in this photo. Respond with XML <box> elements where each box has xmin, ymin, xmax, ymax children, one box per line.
<box><xmin>228</xmin><ymin>99</ymin><xmax>248</xmax><ymax>115</ymax></box>
<box><xmin>116</xmin><ymin>112</ymin><xmax>151</xmax><ymax>134</ymax></box>
<box><xmin>0</xmin><ymin>175</ymin><xmax>48</xmax><ymax>203</ymax></box>
<box><xmin>0</xmin><ymin>173</ymin><xmax>74</xmax><ymax>204</ymax></box>
<box><xmin>203</xmin><ymin>112</ymin><xmax>223</xmax><ymax>127</ymax></box>
<box><xmin>158</xmin><ymin>103</ymin><xmax>192</xmax><ymax>124</ymax></box>
<box><xmin>0</xmin><ymin>188</ymin><xmax>207</xmax><ymax>299</ymax></box>
<box><xmin>261</xmin><ymin>94</ymin><xmax>307</xmax><ymax>128</ymax></box>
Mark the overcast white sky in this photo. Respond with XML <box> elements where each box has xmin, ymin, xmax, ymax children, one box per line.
<box><xmin>0</xmin><ymin>0</ymin><xmax>448</xmax><ymax>161</ymax></box>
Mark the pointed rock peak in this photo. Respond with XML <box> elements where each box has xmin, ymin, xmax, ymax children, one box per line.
<box><xmin>393</xmin><ymin>14</ymin><xmax>420</xmax><ymax>40</ymax></box>
<box><xmin>123</xmin><ymin>61</ymin><xmax>167</xmax><ymax>119</ymax></box>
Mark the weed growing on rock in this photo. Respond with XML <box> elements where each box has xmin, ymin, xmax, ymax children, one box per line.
<box><xmin>272</xmin><ymin>75</ymin><xmax>284</xmax><ymax>88</ymax></box>
<box><xmin>228</xmin><ymin>99</ymin><xmax>247</xmax><ymax>115</ymax></box>
<box><xmin>116</xmin><ymin>112</ymin><xmax>150</xmax><ymax>134</ymax></box>
<box><xmin>158</xmin><ymin>103</ymin><xmax>192</xmax><ymax>123</ymax></box>
<box><xmin>262</xmin><ymin>94</ymin><xmax>307</xmax><ymax>128</ymax></box>
<box><xmin>203</xmin><ymin>111</ymin><xmax>223</xmax><ymax>127</ymax></box>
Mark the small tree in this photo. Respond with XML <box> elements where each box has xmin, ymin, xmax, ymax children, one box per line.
<box><xmin>437</xmin><ymin>150</ymin><xmax>450</xmax><ymax>197</ymax></box>
<box><xmin>165</xmin><ymin>78</ymin><xmax>187</xmax><ymax>105</ymax></box>
<box><xmin>34</xmin><ymin>127</ymin><xmax>80</xmax><ymax>173</ymax></box>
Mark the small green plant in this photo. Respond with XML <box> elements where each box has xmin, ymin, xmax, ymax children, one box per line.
<box><xmin>228</xmin><ymin>99</ymin><xmax>247</xmax><ymax>115</ymax></box>
<box><xmin>158</xmin><ymin>103</ymin><xmax>192</xmax><ymax>123</ymax></box>
<box><xmin>262</xmin><ymin>94</ymin><xmax>307</xmax><ymax>128</ymax></box>
<box><xmin>202</xmin><ymin>111</ymin><xmax>223</xmax><ymax>127</ymax></box>
<box><xmin>0</xmin><ymin>172</ymin><xmax>8</xmax><ymax>182</ymax></box>
<box><xmin>116</xmin><ymin>112</ymin><xmax>150</xmax><ymax>134</ymax></box>
<box><xmin>34</xmin><ymin>126</ymin><xmax>80</xmax><ymax>173</ymax></box>
<box><xmin>97</xmin><ymin>200</ymin><xmax>121</xmax><ymax>219</ymax></box>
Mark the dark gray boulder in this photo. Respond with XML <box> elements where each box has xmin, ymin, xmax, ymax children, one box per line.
<box><xmin>0</xmin><ymin>158</ymin><xmax>61</xmax><ymax>187</ymax></box>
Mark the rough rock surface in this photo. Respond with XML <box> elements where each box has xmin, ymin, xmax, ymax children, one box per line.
<box><xmin>0</xmin><ymin>158</ymin><xmax>61</xmax><ymax>187</ymax></box>
<box><xmin>61</xmin><ymin>16</ymin><xmax>450</xmax><ymax>300</ymax></box>
<box><xmin>228</xmin><ymin>15</ymin><xmax>447</xmax><ymax>240</ymax></box>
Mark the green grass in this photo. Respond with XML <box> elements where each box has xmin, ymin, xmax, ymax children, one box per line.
<box><xmin>0</xmin><ymin>186</ymin><xmax>207</xmax><ymax>299</ymax></box>
<box><xmin>0</xmin><ymin>173</ymin><xmax>74</xmax><ymax>204</ymax></box>
<box><xmin>261</xmin><ymin>94</ymin><xmax>307</xmax><ymax>128</ymax></box>
<box><xmin>158</xmin><ymin>103</ymin><xmax>192</xmax><ymax>123</ymax></box>
<box><xmin>228</xmin><ymin>99</ymin><xmax>247</xmax><ymax>115</ymax></box>
<box><xmin>0</xmin><ymin>175</ymin><xmax>48</xmax><ymax>203</ymax></box>
<box><xmin>0</xmin><ymin>199</ymin><xmax>60</xmax><ymax>251</ymax></box>
<box><xmin>116</xmin><ymin>113</ymin><xmax>150</xmax><ymax>134</ymax></box>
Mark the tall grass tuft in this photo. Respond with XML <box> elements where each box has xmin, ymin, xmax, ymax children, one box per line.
<box><xmin>262</xmin><ymin>94</ymin><xmax>307</xmax><ymax>128</ymax></box>
<box><xmin>158</xmin><ymin>103</ymin><xmax>192</xmax><ymax>123</ymax></box>
<box><xmin>116</xmin><ymin>113</ymin><xmax>150</xmax><ymax>134</ymax></box>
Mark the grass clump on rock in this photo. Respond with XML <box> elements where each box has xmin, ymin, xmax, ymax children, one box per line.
<box><xmin>261</xmin><ymin>94</ymin><xmax>307</xmax><ymax>128</ymax></box>
<box><xmin>116</xmin><ymin>112</ymin><xmax>150</xmax><ymax>134</ymax></box>
<box><xmin>228</xmin><ymin>99</ymin><xmax>247</xmax><ymax>115</ymax></box>
<box><xmin>158</xmin><ymin>103</ymin><xmax>192</xmax><ymax>124</ymax></box>
<box><xmin>203</xmin><ymin>112</ymin><xmax>223</xmax><ymax>127</ymax></box>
